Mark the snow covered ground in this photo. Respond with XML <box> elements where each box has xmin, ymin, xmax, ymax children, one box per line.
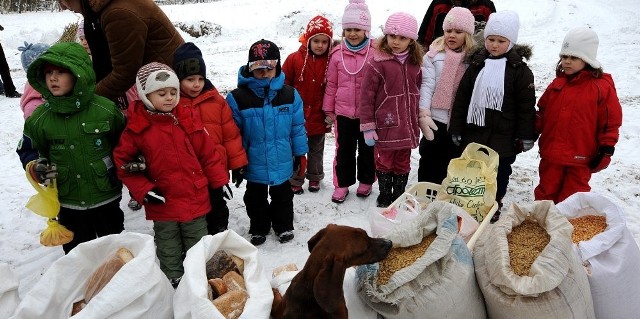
<box><xmin>1</xmin><ymin>0</ymin><xmax>639</xmax><ymax>299</ymax></box>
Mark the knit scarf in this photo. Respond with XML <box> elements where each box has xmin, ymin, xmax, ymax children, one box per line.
<box><xmin>467</xmin><ymin>57</ymin><xmax>506</xmax><ymax>126</ymax></box>
<box><xmin>431</xmin><ymin>46</ymin><xmax>466</xmax><ymax>110</ymax></box>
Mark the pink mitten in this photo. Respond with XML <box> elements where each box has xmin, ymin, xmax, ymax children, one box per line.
<box><xmin>418</xmin><ymin>109</ymin><xmax>438</xmax><ymax>141</ymax></box>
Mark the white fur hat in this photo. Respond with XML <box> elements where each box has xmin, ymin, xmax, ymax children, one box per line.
<box><xmin>136</xmin><ymin>62</ymin><xmax>180</xmax><ymax>111</ymax></box>
<box><xmin>484</xmin><ymin>10</ymin><xmax>520</xmax><ymax>48</ymax></box>
<box><xmin>559</xmin><ymin>26</ymin><xmax>601</xmax><ymax>69</ymax></box>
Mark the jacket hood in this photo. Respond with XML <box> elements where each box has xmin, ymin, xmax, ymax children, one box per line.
<box><xmin>467</xmin><ymin>43</ymin><xmax>533</xmax><ymax>66</ymax></box>
<box><xmin>236</xmin><ymin>65</ymin><xmax>285</xmax><ymax>99</ymax></box>
<box><xmin>27</xmin><ymin>42</ymin><xmax>96</xmax><ymax>114</ymax></box>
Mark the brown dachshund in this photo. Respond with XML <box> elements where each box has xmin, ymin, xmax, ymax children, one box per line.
<box><xmin>271</xmin><ymin>224</ymin><xmax>392</xmax><ymax>319</ymax></box>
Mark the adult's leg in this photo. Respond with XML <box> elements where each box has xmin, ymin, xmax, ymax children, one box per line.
<box><xmin>0</xmin><ymin>43</ymin><xmax>17</xmax><ymax>94</ymax></box>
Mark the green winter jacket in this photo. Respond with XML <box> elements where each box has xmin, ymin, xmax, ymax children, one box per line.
<box><xmin>24</xmin><ymin>42</ymin><xmax>125</xmax><ymax>209</ymax></box>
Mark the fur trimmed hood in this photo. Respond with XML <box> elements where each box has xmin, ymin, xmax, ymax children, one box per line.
<box><xmin>466</xmin><ymin>43</ymin><xmax>533</xmax><ymax>66</ymax></box>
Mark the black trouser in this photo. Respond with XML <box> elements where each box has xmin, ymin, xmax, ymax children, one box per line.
<box><xmin>206</xmin><ymin>187</ymin><xmax>229</xmax><ymax>234</ymax></box>
<box><xmin>57</xmin><ymin>198</ymin><xmax>125</xmax><ymax>254</ymax></box>
<box><xmin>334</xmin><ymin>116</ymin><xmax>375</xmax><ymax>187</ymax></box>
<box><xmin>418</xmin><ymin>120</ymin><xmax>462</xmax><ymax>184</ymax></box>
<box><xmin>497</xmin><ymin>155</ymin><xmax>517</xmax><ymax>204</ymax></box>
<box><xmin>244</xmin><ymin>181</ymin><xmax>293</xmax><ymax>236</ymax></box>
<box><xmin>0</xmin><ymin>43</ymin><xmax>17</xmax><ymax>94</ymax></box>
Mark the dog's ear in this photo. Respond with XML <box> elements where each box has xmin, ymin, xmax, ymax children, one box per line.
<box><xmin>307</xmin><ymin>226</ymin><xmax>328</xmax><ymax>253</ymax></box>
<box><xmin>313</xmin><ymin>256</ymin><xmax>346</xmax><ymax>314</ymax></box>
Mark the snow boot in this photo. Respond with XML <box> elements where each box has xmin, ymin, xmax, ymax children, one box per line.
<box><xmin>391</xmin><ymin>173</ymin><xmax>409</xmax><ymax>203</ymax></box>
<box><xmin>376</xmin><ymin>171</ymin><xmax>393</xmax><ymax>207</ymax></box>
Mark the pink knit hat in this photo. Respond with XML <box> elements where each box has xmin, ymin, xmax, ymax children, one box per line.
<box><xmin>383</xmin><ymin>12</ymin><xmax>418</xmax><ymax>40</ymax></box>
<box><xmin>342</xmin><ymin>0</ymin><xmax>371</xmax><ymax>32</ymax></box>
<box><xmin>443</xmin><ymin>7</ymin><xmax>475</xmax><ymax>35</ymax></box>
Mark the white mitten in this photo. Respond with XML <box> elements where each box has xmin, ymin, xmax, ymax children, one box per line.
<box><xmin>418</xmin><ymin>109</ymin><xmax>438</xmax><ymax>141</ymax></box>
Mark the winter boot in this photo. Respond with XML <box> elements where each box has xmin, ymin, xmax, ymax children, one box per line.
<box><xmin>391</xmin><ymin>173</ymin><xmax>409</xmax><ymax>203</ymax></box>
<box><xmin>376</xmin><ymin>171</ymin><xmax>394</xmax><ymax>208</ymax></box>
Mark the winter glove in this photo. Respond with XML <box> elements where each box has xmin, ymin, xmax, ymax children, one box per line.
<box><xmin>121</xmin><ymin>155</ymin><xmax>146</xmax><ymax>172</ymax></box>
<box><xmin>515</xmin><ymin>139</ymin><xmax>535</xmax><ymax>153</ymax></box>
<box><xmin>28</xmin><ymin>158</ymin><xmax>57</xmax><ymax>186</ymax></box>
<box><xmin>589</xmin><ymin>145</ymin><xmax>615</xmax><ymax>173</ymax></box>
<box><xmin>324</xmin><ymin>114</ymin><xmax>335</xmax><ymax>129</ymax></box>
<box><xmin>232</xmin><ymin>166</ymin><xmax>246</xmax><ymax>188</ymax></box>
<box><xmin>451</xmin><ymin>134</ymin><xmax>462</xmax><ymax>147</ymax></box>
<box><xmin>221</xmin><ymin>184</ymin><xmax>233</xmax><ymax>200</ymax></box>
<box><xmin>293</xmin><ymin>156</ymin><xmax>307</xmax><ymax>178</ymax></box>
<box><xmin>363</xmin><ymin>130</ymin><xmax>378</xmax><ymax>146</ymax></box>
<box><xmin>144</xmin><ymin>187</ymin><xmax>165</xmax><ymax>204</ymax></box>
<box><xmin>418</xmin><ymin>109</ymin><xmax>438</xmax><ymax>141</ymax></box>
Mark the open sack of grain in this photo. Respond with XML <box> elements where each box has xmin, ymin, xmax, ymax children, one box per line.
<box><xmin>556</xmin><ymin>192</ymin><xmax>640</xmax><ymax>319</ymax></box>
<box><xmin>356</xmin><ymin>200</ymin><xmax>486</xmax><ymax>319</ymax></box>
<box><xmin>473</xmin><ymin>201</ymin><xmax>595</xmax><ymax>319</ymax></box>
<box><xmin>173</xmin><ymin>230</ymin><xmax>272</xmax><ymax>319</ymax></box>
<box><xmin>10</xmin><ymin>232</ymin><xmax>174</xmax><ymax>319</ymax></box>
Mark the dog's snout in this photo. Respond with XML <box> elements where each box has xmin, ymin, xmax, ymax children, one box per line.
<box><xmin>381</xmin><ymin>239</ymin><xmax>392</xmax><ymax>253</ymax></box>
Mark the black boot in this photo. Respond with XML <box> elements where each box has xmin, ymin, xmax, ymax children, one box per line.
<box><xmin>391</xmin><ymin>173</ymin><xmax>409</xmax><ymax>203</ymax></box>
<box><xmin>376</xmin><ymin>171</ymin><xmax>394</xmax><ymax>208</ymax></box>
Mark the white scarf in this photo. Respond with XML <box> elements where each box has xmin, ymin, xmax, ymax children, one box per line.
<box><xmin>467</xmin><ymin>57</ymin><xmax>506</xmax><ymax>126</ymax></box>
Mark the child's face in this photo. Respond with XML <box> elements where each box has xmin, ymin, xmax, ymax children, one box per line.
<box><xmin>444</xmin><ymin>29</ymin><xmax>466</xmax><ymax>51</ymax></box>
<box><xmin>343</xmin><ymin>28</ymin><xmax>366</xmax><ymax>46</ymax></box>
<box><xmin>560</xmin><ymin>55</ymin><xmax>586</xmax><ymax>75</ymax></box>
<box><xmin>45</xmin><ymin>68</ymin><xmax>76</xmax><ymax>96</ymax></box>
<box><xmin>309</xmin><ymin>34</ymin><xmax>331</xmax><ymax>56</ymax></box>
<box><xmin>386</xmin><ymin>34</ymin><xmax>411</xmax><ymax>54</ymax></box>
<box><xmin>78</xmin><ymin>35</ymin><xmax>90</xmax><ymax>54</ymax></box>
<box><xmin>180</xmin><ymin>75</ymin><xmax>205</xmax><ymax>98</ymax></box>
<box><xmin>146</xmin><ymin>88</ymin><xmax>178</xmax><ymax>112</ymax></box>
<box><xmin>485</xmin><ymin>35</ymin><xmax>510</xmax><ymax>56</ymax></box>
<box><xmin>253</xmin><ymin>68</ymin><xmax>276</xmax><ymax>79</ymax></box>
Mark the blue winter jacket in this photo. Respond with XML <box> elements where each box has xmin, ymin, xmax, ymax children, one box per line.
<box><xmin>226</xmin><ymin>66</ymin><xmax>308</xmax><ymax>185</ymax></box>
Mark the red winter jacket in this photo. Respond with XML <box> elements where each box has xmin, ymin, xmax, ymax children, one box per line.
<box><xmin>536</xmin><ymin>71</ymin><xmax>622</xmax><ymax>166</ymax></box>
<box><xmin>114</xmin><ymin>101</ymin><xmax>228</xmax><ymax>222</ymax></box>
<box><xmin>283</xmin><ymin>44</ymin><xmax>331</xmax><ymax>135</ymax></box>
<box><xmin>178</xmin><ymin>86</ymin><xmax>248</xmax><ymax>171</ymax></box>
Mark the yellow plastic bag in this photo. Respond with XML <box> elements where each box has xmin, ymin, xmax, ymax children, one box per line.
<box><xmin>25</xmin><ymin>161</ymin><xmax>73</xmax><ymax>246</ymax></box>
<box><xmin>436</xmin><ymin>142</ymin><xmax>498</xmax><ymax>222</ymax></box>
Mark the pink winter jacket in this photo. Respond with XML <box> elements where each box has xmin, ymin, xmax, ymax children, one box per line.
<box><xmin>20</xmin><ymin>83</ymin><xmax>44</xmax><ymax>119</ymax></box>
<box><xmin>322</xmin><ymin>40</ymin><xmax>376</xmax><ymax>119</ymax></box>
<box><xmin>359</xmin><ymin>50</ymin><xmax>422</xmax><ymax>151</ymax></box>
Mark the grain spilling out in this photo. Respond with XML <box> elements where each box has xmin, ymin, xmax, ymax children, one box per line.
<box><xmin>508</xmin><ymin>219</ymin><xmax>550</xmax><ymax>276</ymax></box>
<box><xmin>377</xmin><ymin>233</ymin><xmax>437</xmax><ymax>286</ymax></box>
<box><xmin>569</xmin><ymin>215</ymin><xmax>607</xmax><ymax>243</ymax></box>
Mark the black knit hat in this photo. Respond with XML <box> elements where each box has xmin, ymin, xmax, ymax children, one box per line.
<box><xmin>173</xmin><ymin>42</ymin><xmax>206</xmax><ymax>80</ymax></box>
<box><xmin>247</xmin><ymin>39</ymin><xmax>281</xmax><ymax>75</ymax></box>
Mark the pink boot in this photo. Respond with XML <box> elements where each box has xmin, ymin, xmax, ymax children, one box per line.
<box><xmin>331</xmin><ymin>187</ymin><xmax>349</xmax><ymax>203</ymax></box>
<box><xmin>356</xmin><ymin>183</ymin><xmax>372</xmax><ymax>197</ymax></box>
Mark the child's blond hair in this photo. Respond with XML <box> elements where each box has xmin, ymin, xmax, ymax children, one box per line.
<box><xmin>429</xmin><ymin>33</ymin><xmax>476</xmax><ymax>53</ymax></box>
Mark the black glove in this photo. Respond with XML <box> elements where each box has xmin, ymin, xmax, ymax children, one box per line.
<box><xmin>589</xmin><ymin>146</ymin><xmax>615</xmax><ymax>171</ymax></box>
<box><xmin>29</xmin><ymin>158</ymin><xmax>57</xmax><ymax>185</ymax></box>
<box><xmin>121</xmin><ymin>155</ymin><xmax>146</xmax><ymax>172</ymax></box>
<box><xmin>232</xmin><ymin>166</ymin><xmax>246</xmax><ymax>188</ymax></box>
<box><xmin>144</xmin><ymin>187</ymin><xmax>165</xmax><ymax>204</ymax></box>
<box><xmin>221</xmin><ymin>184</ymin><xmax>233</xmax><ymax>200</ymax></box>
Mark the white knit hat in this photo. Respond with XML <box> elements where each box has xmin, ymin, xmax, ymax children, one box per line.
<box><xmin>484</xmin><ymin>10</ymin><xmax>520</xmax><ymax>48</ymax></box>
<box><xmin>559</xmin><ymin>26</ymin><xmax>601</xmax><ymax>69</ymax></box>
<box><xmin>136</xmin><ymin>62</ymin><xmax>180</xmax><ymax>111</ymax></box>
<box><xmin>342</xmin><ymin>0</ymin><xmax>371</xmax><ymax>32</ymax></box>
<box><xmin>383</xmin><ymin>12</ymin><xmax>418</xmax><ymax>40</ymax></box>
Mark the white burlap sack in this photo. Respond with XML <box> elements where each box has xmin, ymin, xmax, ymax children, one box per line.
<box><xmin>474</xmin><ymin>201</ymin><xmax>595</xmax><ymax>319</ymax></box>
<box><xmin>173</xmin><ymin>230</ymin><xmax>272</xmax><ymax>319</ymax></box>
<box><xmin>0</xmin><ymin>263</ymin><xmax>20</xmax><ymax>318</ymax></box>
<box><xmin>357</xmin><ymin>201</ymin><xmax>486</xmax><ymax>319</ymax></box>
<box><xmin>556</xmin><ymin>192</ymin><xmax>640</xmax><ymax>319</ymax></box>
<box><xmin>11</xmin><ymin>232</ymin><xmax>174</xmax><ymax>319</ymax></box>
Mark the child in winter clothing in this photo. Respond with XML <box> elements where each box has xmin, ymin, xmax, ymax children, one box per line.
<box><xmin>20</xmin><ymin>42</ymin><xmax>126</xmax><ymax>254</ymax></box>
<box><xmin>173</xmin><ymin>42</ymin><xmax>247</xmax><ymax>235</ymax></box>
<box><xmin>18</xmin><ymin>42</ymin><xmax>49</xmax><ymax>119</ymax></box>
<box><xmin>226</xmin><ymin>39</ymin><xmax>308</xmax><ymax>246</ymax></box>
<box><xmin>418</xmin><ymin>7</ymin><xmax>476</xmax><ymax>184</ymax></box>
<box><xmin>534</xmin><ymin>27</ymin><xmax>622</xmax><ymax>203</ymax></box>
<box><xmin>282</xmin><ymin>15</ymin><xmax>334</xmax><ymax>194</ymax></box>
<box><xmin>76</xmin><ymin>22</ymin><xmax>91</xmax><ymax>59</ymax></box>
<box><xmin>359</xmin><ymin>12</ymin><xmax>424</xmax><ymax>207</ymax></box>
<box><xmin>449</xmin><ymin>10</ymin><xmax>536</xmax><ymax>217</ymax></box>
<box><xmin>113</xmin><ymin>62</ymin><xmax>228</xmax><ymax>286</ymax></box>
<box><xmin>417</xmin><ymin>0</ymin><xmax>496</xmax><ymax>47</ymax></box>
<box><xmin>323</xmin><ymin>0</ymin><xmax>376</xmax><ymax>203</ymax></box>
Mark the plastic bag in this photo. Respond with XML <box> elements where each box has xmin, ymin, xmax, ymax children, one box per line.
<box><xmin>369</xmin><ymin>193</ymin><xmax>421</xmax><ymax>237</ymax></box>
<box><xmin>40</xmin><ymin>219</ymin><xmax>73</xmax><ymax>246</ymax></box>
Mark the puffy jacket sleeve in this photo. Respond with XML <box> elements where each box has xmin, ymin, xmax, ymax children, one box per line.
<box><xmin>113</xmin><ymin>131</ymin><xmax>155</xmax><ymax>203</ymax></box>
<box><xmin>358</xmin><ymin>62</ymin><xmax>380</xmax><ymax>132</ymax></box>
<box><xmin>419</xmin><ymin>55</ymin><xmax>437</xmax><ymax>110</ymax></box>
<box><xmin>191</xmin><ymin>130</ymin><xmax>229</xmax><ymax>189</ymax></box>
<box><xmin>536</xmin><ymin>82</ymin><xmax>553</xmax><ymax>135</ymax></box>
<box><xmin>291</xmin><ymin>89</ymin><xmax>309</xmax><ymax>156</ymax></box>
<box><xmin>219</xmin><ymin>98</ymin><xmax>248</xmax><ymax>170</ymax></box>
<box><xmin>596</xmin><ymin>76</ymin><xmax>623</xmax><ymax>148</ymax></box>
<box><xmin>514</xmin><ymin>65</ymin><xmax>537</xmax><ymax>140</ymax></box>
<box><xmin>322</xmin><ymin>52</ymin><xmax>339</xmax><ymax>117</ymax></box>
<box><xmin>282</xmin><ymin>52</ymin><xmax>297</xmax><ymax>87</ymax></box>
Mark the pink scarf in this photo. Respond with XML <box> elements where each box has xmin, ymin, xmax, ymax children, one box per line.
<box><xmin>431</xmin><ymin>46</ymin><xmax>466</xmax><ymax>110</ymax></box>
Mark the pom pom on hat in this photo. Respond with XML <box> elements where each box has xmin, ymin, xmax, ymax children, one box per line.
<box><xmin>559</xmin><ymin>26</ymin><xmax>601</xmax><ymax>69</ymax></box>
<box><xmin>484</xmin><ymin>10</ymin><xmax>520</xmax><ymax>46</ymax></box>
<box><xmin>342</xmin><ymin>0</ymin><xmax>371</xmax><ymax>32</ymax></box>
<box><xmin>136</xmin><ymin>62</ymin><xmax>180</xmax><ymax>111</ymax></box>
<box><xmin>383</xmin><ymin>12</ymin><xmax>418</xmax><ymax>40</ymax></box>
<box><xmin>18</xmin><ymin>42</ymin><xmax>50</xmax><ymax>72</ymax></box>
<box><xmin>173</xmin><ymin>42</ymin><xmax>207</xmax><ymax>81</ymax></box>
<box><xmin>247</xmin><ymin>39</ymin><xmax>281</xmax><ymax>75</ymax></box>
<box><xmin>443</xmin><ymin>7</ymin><xmax>475</xmax><ymax>35</ymax></box>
